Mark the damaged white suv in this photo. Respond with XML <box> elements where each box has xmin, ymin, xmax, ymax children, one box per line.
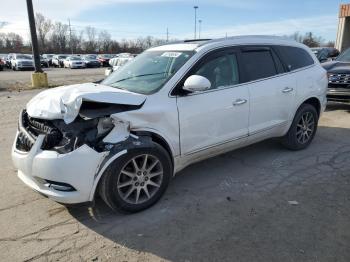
<box><xmin>12</xmin><ymin>36</ymin><xmax>327</xmax><ymax>212</ymax></box>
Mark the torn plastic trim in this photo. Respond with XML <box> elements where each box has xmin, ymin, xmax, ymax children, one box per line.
<box><xmin>102</xmin><ymin>119</ymin><xmax>131</xmax><ymax>144</ymax></box>
<box><xmin>90</xmin><ymin>135</ymin><xmax>156</xmax><ymax>201</ymax></box>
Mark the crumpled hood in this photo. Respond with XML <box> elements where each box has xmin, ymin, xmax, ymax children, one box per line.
<box><xmin>26</xmin><ymin>82</ymin><xmax>146</xmax><ymax>124</ymax></box>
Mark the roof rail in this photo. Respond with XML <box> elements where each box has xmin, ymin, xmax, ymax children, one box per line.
<box><xmin>183</xmin><ymin>38</ymin><xmax>212</xmax><ymax>42</ymax></box>
<box><xmin>205</xmin><ymin>35</ymin><xmax>292</xmax><ymax>44</ymax></box>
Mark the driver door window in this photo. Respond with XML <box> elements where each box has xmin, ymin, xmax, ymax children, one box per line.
<box><xmin>194</xmin><ymin>53</ymin><xmax>239</xmax><ymax>90</ymax></box>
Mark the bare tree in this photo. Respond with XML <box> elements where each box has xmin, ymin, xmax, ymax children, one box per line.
<box><xmin>302</xmin><ymin>32</ymin><xmax>323</xmax><ymax>48</ymax></box>
<box><xmin>35</xmin><ymin>12</ymin><xmax>52</xmax><ymax>52</ymax></box>
<box><xmin>325</xmin><ymin>41</ymin><xmax>335</xmax><ymax>48</ymax></box>
<box><xmin>98</xmin><ymin>30</ymin><xmax>112</xmax><ymax>52</ymax></box>
<box><xmin>70</xmin><ymin>30</ymin><xmax>84</xmax><ymax>53</ymax></box>
<box><xmin>50</xmin><ymin>22</ymin><xmax>69</xmax><ymax>53</ymax></box>
<box><xmin>85</xmin><ymin>26</ymin><xmax>97</xmax><ymax>53</ymax></box>
<box><xmin>0</xmin><ymin>13</ymin><xmax>172</xmax><ymax>54</ymax></box>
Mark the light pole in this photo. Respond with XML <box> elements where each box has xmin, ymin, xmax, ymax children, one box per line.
<box><xmin>26</xmin><ymin>0</ymin><xmax>48</xmax><ymax>88</ymax></box>
<box><xmin>198</xmin><ymin>19</ymin><xmax>202</xmax><ymax>39</ymax></box>
<box><xmin>26</xmin><ymin>0</ymin><xmax>42</xmax><ymax>73</ymax></box>
<box><xmin>194</xmin><ymin>6</ymin><xmax>198</xmax><ymax>39</ymax></box>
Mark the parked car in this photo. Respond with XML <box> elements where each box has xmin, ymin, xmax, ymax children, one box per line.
<box><xmin>105</xmin><ymin>54</ymin><xmax>134</xmax><ymax>76</ymax></box>
<box><xmin>11</xmin><ymin>36</ymin><xmax>327</xmax><ymax>213</ymax></box>
<box><xmin>311</xmin><ymin>47</ymin><xmax>339</xmax><ymax>63</ymax></box>
<box><xmin>322</xmin><ymin>47</ymin><xmax>350</xmax><ymax>103</ymax></box>
<box><xmin>5</xmin><ymin>53</ymin><xmax>15</xmax><ymax>68</ymax></box>
<box><xmin>42</xmin><ymin>54</ymin><xmax>55</xmax><ymax>66</ymax></box>
<box><xmin>97</xmin><ymin>54</ymin><xmax>113</xmax><ymax>67</ymax></box>
<box><xmin>10</xmin><ymin>53</ymin><xmax>34</xmax><ymax>70</ymax></box>
<box><xmin>0</xmin><ymin>57</ymin><xmax>5</xmax><ymax>71</ymax></box>
<box><xmin>63</xmin><ymin>56</ymin><xmax>86</xmax><ymax>69</ymax></box>
<box><xmin>52</xmin><ymin>54</ymin><xmax>68</xmax><ymax>68</ymax></box>
<box><xmin>40</xmin><ymin>55</ymin><xmax>49</xmax><ymax>68</ymax></box>
<box><xmin>81</xmin><ymin>54</ymin><xmax>100</xmax><ymax>68</ymax></box>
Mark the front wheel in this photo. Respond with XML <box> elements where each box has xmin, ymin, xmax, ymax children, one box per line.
<box><xmin>281</xmin><ymin>103</ymin><xmax>318</xmax><ymax>150</ymax></box>
<box><xmin>99</xmin><ymin>142</ymin><xmax>172</xmax><ymax>213</ymax></box>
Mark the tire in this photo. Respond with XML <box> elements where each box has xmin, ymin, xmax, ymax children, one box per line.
<box><xmin>281</xmin><ymin>103</ymin><xmax>318</xmax><ymax>150</ymax></box>
<box><xmin>99</xmin><ymin>142</ymin><xmax>172</xmax><ymax>213</ymax></box>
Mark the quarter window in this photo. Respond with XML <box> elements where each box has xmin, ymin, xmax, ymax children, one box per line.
<box><xmin>241</xmin><ymin>50</ymin><xmax>277</xmax><ymax>81</ymax></box>
<box><xmin>193</xmin><ymin>53</ymin><xmax>239</xmax><ymax>90</ymax></box>
<box><xmin>277</xmin><ymin>46</ymin><xmax>314</xmax><ymax>71</ymax></box>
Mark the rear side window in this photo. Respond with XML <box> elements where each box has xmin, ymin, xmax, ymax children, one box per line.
<box><xmin>241</xmin><ymin>50</ymin><xmax>277</xmax><ymax>81</ymax></box>
<box><xmin>277</xmin><ymin>46</ymin><xmax>314</xmax><ymax>71</ymax></box>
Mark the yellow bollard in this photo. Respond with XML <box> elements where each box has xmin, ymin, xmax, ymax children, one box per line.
<box><xmin>31</xmin><ymin>72</ymin><xmax>48</xmax><ymax>88</ymax></box>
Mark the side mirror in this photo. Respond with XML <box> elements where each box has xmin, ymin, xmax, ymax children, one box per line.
<box><xmin>183</xmin><ymin>75</ymin><xmax>211</xmax><ymax>92</ymax></box>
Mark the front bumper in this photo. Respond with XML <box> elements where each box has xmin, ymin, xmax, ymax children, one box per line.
<box><xmin>327</xmin><ymin>88</ymin><xmax>350</xmax><ymax>102</ymax></box>
<box><xmin>71</xmin><ymin>64</ymin><xmax>85</xmax><ymax>68</ymax></box>
<box><xmin>18</xmin><ymin>65</ymin><xmax>34</xmax><ymax>70</ymax></box>
<box><xmin>12</xmin><ymin>132</ymin><xmax>107</xmax><ymax>204</ymax></box>
<box><xmin>86</xmin><ymin>62</ymin><xmax>100</xmax><ymax>67</ymax></box>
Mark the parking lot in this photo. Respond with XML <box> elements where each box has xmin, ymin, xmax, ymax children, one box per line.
<box><xmin>0</xmin><ymin>82</ymin><xmax>349</xmax><ymax>261</ymax></box>
<box><xmin>0</xmin><ymin>67</ymin><xmax>106</xmax><ymax>91</ymax></box>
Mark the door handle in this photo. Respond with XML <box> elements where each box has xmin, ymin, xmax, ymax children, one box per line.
<box><xmin>232</xmin><ymin>98</ymin><xmax>247</xmax><ymax>106</ymax></box>
<box><xmin>282</xmin><ymin>87</ymin><xmax>294</xmax><ymax>93</ymax></box>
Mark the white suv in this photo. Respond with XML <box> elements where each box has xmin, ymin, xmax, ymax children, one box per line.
<box><xmin>12</xmin><ymin>36</ymin><xmax>327</xmax><ymax>212</ymax></box>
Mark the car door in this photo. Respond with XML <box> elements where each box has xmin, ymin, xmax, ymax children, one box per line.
<box><xmin>240</xmin><ymin>46</ymin><xmax>296</xmax><ymax>136</ymax></box>
<box><xmin>176</xmin><ymin>48</ymin><xmax>249</xmax><ymax>157</ymax></box>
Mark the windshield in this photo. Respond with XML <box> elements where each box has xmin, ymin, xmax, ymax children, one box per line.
<box><xmin>102</xmin><ymin>50</ymin><xmax>194</xmax><ymax>95</ymax></box>
<box><xmin>16</xmin><ymin>54</ymin><xmax>32</xmax><ymax>60</ymax></box>
<box><xmin>100</xmin><ymin>54</ymin><xmax>112</xmax><ymax>58</ymax></box>
<box><xmin>84</xmin><ymin>55</ymin><xmax>96</xmax><ymax>59</ymax></box>
<box><xmin>336</xmin><ymin>48</ymin><xmax>350</xmax><ymax>62</ymax></box>
<box><xmin>59</xmin><ymin>55</ymin><xmax>68</xmax><ymax>59</ymax></box>
<box><xmin>70</xmin><ymin>56</ymin><xmax>81</xmax><ymax>61</ymax></box>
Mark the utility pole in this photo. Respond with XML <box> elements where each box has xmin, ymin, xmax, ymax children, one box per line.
<box><xmin>194</xmin><ymin>6</ymin><xmax>198</xmax><ymax>39</ymax></box>
<box><xmin>26</xmin><ymin>0</ymin><xmax>48</xmax><ymax>88</ymax></box>
<box><xmin>26</xmin><ymin>0</ymin><xmax>42</xmax><ymax>73</ymax></box>
<box><xmin>68</xmin><ymin>18</ymin><xmax>73</xmax><ymax>54</ymax></box>
<box><xmin>198</xmin><ymin>19</ymin><xmax>202</xmax><ymax>39</ymax></box>
<box><xmin>166</xmin><ymin>27</ymin><xmax>169</xmax><ymax>42</ymax></box>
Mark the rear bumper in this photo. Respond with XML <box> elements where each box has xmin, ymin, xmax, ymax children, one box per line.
<box><xmin>12</xmin><ymin>132</ymin><xmax>107</xmax><ymax>204</ymax></box>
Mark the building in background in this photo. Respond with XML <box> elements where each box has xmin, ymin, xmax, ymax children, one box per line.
<box><xmin>335</xmin><ymin>4</ymin><xmax>350</xmax><ymax>52</ymax></box>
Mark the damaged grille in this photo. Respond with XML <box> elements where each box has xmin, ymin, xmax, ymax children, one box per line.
<box><xmin>16</xmin><ymin>110</ymin><xmax>62</xmax><ymax>152</ymax></box>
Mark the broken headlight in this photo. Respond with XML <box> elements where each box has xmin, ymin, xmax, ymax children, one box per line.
<box><xmin>47</xmin><ymin>117</ymin><xmax>115</xmax><ymax>153</ymax></box>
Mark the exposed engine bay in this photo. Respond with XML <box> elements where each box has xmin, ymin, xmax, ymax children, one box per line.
<box><xmin>16</xmin><ymin>101</ymin><xmax>141</xmax><ymax>154</ymax></box>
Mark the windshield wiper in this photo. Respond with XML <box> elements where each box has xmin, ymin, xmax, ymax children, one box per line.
<box><xmin>111</xmin><ymin>72</ymin><xmax>167</xmax><ymax>85</ymax></box>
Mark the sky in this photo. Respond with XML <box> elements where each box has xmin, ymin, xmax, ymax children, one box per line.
<box><xmin>0</xmin><ymin>0</ymin><xmax>345</xmax><ymax>42</ymax></box>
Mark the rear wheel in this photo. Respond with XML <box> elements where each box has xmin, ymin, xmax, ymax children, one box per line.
<box><xmin>281</xmin><ymin>103</ymin><xmax>318</xmax><ymax>150</ymax></box>
<box><xmin>99</xmin><ymin>142</ymin><xmax>172</xmax><ymax>213</ymax></box>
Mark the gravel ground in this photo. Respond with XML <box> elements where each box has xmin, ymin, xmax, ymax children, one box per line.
<box><xmin>0</xmin><ymin>89</ymin><xmax>349</xmax><ymax>262</ymax></box>
<box><xmin>0</xmin><ymin>67</ymin><xmax>106</xmax><ymax>90</ymax></box>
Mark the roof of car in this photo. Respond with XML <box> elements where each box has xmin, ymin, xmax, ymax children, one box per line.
<box><xmin>149</xmin><ymin>35</ymin><xmax>307</xmax><ymax>52</ymax></box>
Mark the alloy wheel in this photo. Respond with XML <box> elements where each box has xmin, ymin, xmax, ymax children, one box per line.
<box><xmin>296</xmin><ymin>111</ymin><xmax>315</xmax><ymax>144</ymax></box>
<box><xmin>117</xmin><ymin>154</ymin><xmax>163</xmax><ymax>204</ymax></box>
